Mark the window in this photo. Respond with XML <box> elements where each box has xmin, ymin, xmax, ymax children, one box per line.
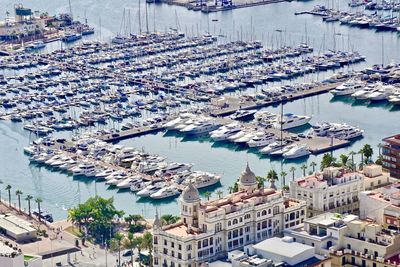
<box><xmin>233</xmin><ymin>219</ymin><xmax>238</xmax><ymax>225</ymax></box>
<box><xmin>262</xmin><ymin>210</ymin><xmax>267</xmax><ymax>216</ymax></box>
<box><xmin>171</xmin><ymin>242</ymin><xmax>174</xmax><ymax>248</ymax></box>
<box><xmin>178</xmin><ymin>244</ymin><xmax>181</xmax><ymax>250</ymax></box>
<box><xmin>228</xmin><ymin>221</ymin><xmax>231</xmax><ymax>226</ymax></box>
<box><xmin>203</xmin><ymin>239</ymin><xmax>208</xmax><ymax>247</ymax></box>
<box><xmin>198</xmin><ymin>241</ymin><xmax>201</xmax><ymax>249</ymax></box>
<box><xmin>164</xmin><ymin>240</ymin><xmax>167</xmax><ymax>246</ymax></box>
<box><xmin>178</xmin><ymin>253</ymin><xmax>182</xmax><ymax>260</ymax></box>
<box><xmin>210</xmin><ymin>237</ymin><xmax>213</xmax><ymax>245</ymax></box>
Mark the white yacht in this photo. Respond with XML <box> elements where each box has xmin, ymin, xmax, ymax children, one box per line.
<box><xmin>163</xmin><ymin>113</ymin><xmax>195</xmax><ymax>130</ymax></box>
<box><xmin>182</xmin><ymin>171</ymin><xmax>221</xmax><ymax>189</ymax></box>
<box><xmin>227</xmin><ymin>130</ymin><xmax>246</xmax><ymax>142</ymax></box>
<box><xmin>71</xmin><ymin>162</ymin><xmax>97</xmax><ymax>177</ymax></box>
<box><xmin>130</xmin><ymin>181</ymin><xmax>152</xmax><ymax>192</ymax></box>
<box><xmin>95</xmin><ymin>169</ymin><xmax>115</xmax><ymax>180</ymax></box>
<box><xmin>156</xmin><ymin>162</ymin><xmax>193</xmax><ymax>175</ymax></box>
<box><xmin>210</xmin><ymin>123</ymin><xmax>241</xmax><ymax>141</ymax></box>
<box><xmin>351</xmin><ymin>83</ymin><xmax>377</xmax><ymax>100</ymax></box>
<box><xmin>259</xmin><ymin>141</ymin><xmax>287</xmax><ymax>155</ymax></box>
<box><xmin>283</xmin><ymin>145</ymin><xmax>311</xmax><ymax>159</ymax></box>
<box><xmin>150</xmin><ymin>186</ymin><xmax>181</xmax><ymax>199</ymax></box>
<box><xmin>331</xmin><ymin>80</ymin><xmax>364</xmax><ymax>96</ymax></box>
<box><xmin>181</xmin><ymin>119</ymin><xmax>221</xmax><ymax>135</ymax></box>
<box><xmin>137</xmin><ymin>183</ymin><xmax>165</xmax><ymax>197</ymax></box>
<box><xmin>272</xmin><ymin>113</ymin><xmax>312</xmax><ymax>130</ymax></box>
<box><xmin>367</xmin><ymin>86</ymin><xmax>394</xmax><ymax>101</ymax></box>
<box><xmin>117</xmin><ymin>147</ymin><xmax>137</xmax><ymax>161</ymax></box>
<box><xmin>116</xmin><ymin>178</ymin><xmax>141</xmax><ymax>189</ymax></box>
<box><xmin>247</xmin><ymin>133</ymin><xmax>276</xmax><ymax>148</ymax></box>
<box><xmin>270</xmin><ymin>144</ymin><xmax>297</xmax><ymax>156</ymax></box>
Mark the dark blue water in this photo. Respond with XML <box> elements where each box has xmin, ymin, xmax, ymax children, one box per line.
<box><xmin>1</xmin><ymin>0</ymin><xmax>399</xmax><ymax>220</ymax></box>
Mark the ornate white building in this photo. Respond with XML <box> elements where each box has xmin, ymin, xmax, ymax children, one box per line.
<box><xmin>289</xmin><ymin>167</ymin><xmax>365</xmax><ymax>217</ymax></box>
<box><xmin>152</xmin><ymin>164</ymin><xmax>307</xmax><ymax>267</ymax></box>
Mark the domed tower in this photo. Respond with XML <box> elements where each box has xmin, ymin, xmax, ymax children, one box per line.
<box><xmin>180</xmin><ymin>182</ymin><xmax>201</xmax><ymax>228</ymax></box>
<box><xmin>238</xmin><ymin>163</ymin><xmax>258</xmax><ymax>193</ymax></box>
<box><xmin>153</xmin><ymin>208</ymin><xmax>161</xmax><ymax>230</ymax></box>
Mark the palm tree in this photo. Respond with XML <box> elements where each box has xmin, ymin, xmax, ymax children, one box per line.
<box><xmin>35</xmin><ymin>198</ymin><xmax>43</xmax><ymax>221</ymax></box>
<box><xmin>113</xmin><ymin>232</ymin><xmax>124</xmax><ymax>266</ymax></box>
<box><xmin>362</xmin><ymin>144</ymin><xmax>373</xmax><ymax>164</ymax></box>
<box><xmin>358</xmin><ymin>148</ymin><xmax>364</xmax><ymax>169</ymax></box>
<box><xmin>0</xmin><ymin>179</ymin><xmax>3</xmax><ymax>202</ymax></box>
<box><xmin>25</xmin><ymin>195</ymin><xmax>33</xmax><ymax>216</ymax></box>
<box><xmin>216</xmin><ymin>190</ymin><xmax>223</xmax><ymax>199</ymax></box>
<box><xmin>142</xmin><ymin>232</ymin><xmax>153</xmax><ymax>266</ymax></box>
<box><xmin>5</xmin><ymin>185</ymin><xmax>11</xmax><ymax>206</ymax></box>
<box><xmin>280</xmin><ymin>171</ymin><xmax>287</xmax><ymax>187</ymax></box>
<box><xmin>266</xmin><ymin>170</ymin><xmax>278</xmax><ymax>190</ymax></box>
<box><xmin>339</xmin><ymin>154</ymin><xmax>349</xmax><ymax>168</ymax></box>
<box><xmin>15</xmin><ymin>190</ymin><xmax>23</xmax><ymax>211</ymax></box>
<box><xmin>349</xmin><ymin>151</ymin><xmax>357</xmax><ymax>171</ymax></box>
<box><xmin>228</xmin><ymin>186</ymin><xmax>233</xmax><ymax>194</ymax></box>
<box><xmin>289</xmin><ymin>166</ymin><xmax>296</xmax><ymax>181</ymax></box>
<box><xmin>123</xmin><ymin>232</ymin><xmax>136</xmax><ymax>265</ymax></box>
<box><xmin>134</xmin><ymin>236</ymin><xmax>144</xmax><ymax>266</ymax></box>
<box><xmin>300</xmin><ymin>164</ymin><xmax>307</xmax><ymax>177</ymax></box>
<box><xmin>309</xmin><ymin>161</ymin><xmax>317</xmax><ymax>173</ymax></box>
<box><xmin>204</xmin><ymin>191</ymin><xmax>211</xmax><ymax>201</ymax></box>
<box><xmin>160</xmin><ymin>214</ymin><xmax>180</xmax><ymax>226</ymax></box>
<box><xmin>377</xmin><ymin>143</ymin><xmax>383</xmax><ymax>157</ymax></box>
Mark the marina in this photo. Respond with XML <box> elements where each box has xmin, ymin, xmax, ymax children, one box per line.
<box><xmin>0</xmin><ymin>0</ymin><xmax>400</xmax><ymax>222</ymax></box>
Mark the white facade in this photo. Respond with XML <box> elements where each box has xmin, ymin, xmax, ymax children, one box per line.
<box><xmin>289</xmin><ymin>167</ymin><xmax>364</xmax><ymax>216</ymax></box>
<box><xmin>153</xmin><ymin>165</ymin><xmax>307</xmax><ymax>267</ymax></box>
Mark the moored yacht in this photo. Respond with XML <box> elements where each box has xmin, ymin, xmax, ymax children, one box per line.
<box><xmin>272</xmin><ymin>113</ymin><xmax>312</xmax><ymax>130</ymax></box>
<box><xmin>283</xmin><ymin>145</ymin><xmax>311</xmax><ymax>159</ymax></box>
<box><xmin>150</xmin><ymin>185</ymin><xmax>181</xmax><ymax>199</ymax></box>
<box><xmin>331</xmin><ymin>80</ymin><xmax>364</xmax><ymax>96</ymax></box>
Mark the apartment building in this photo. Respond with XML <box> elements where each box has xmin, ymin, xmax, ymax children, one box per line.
<box><xmin>289</xmin><ymin>167</ymin><xmax>365</xmax><ymax>216</ymax></box>
<box><xmin>359</xmin><ymin>183</ymin><xmax>400</xmax><ymax>230</ymax></box>
<box><xmin>284</xmin><ymin>212</ymin><xmax>400</xmax><ymax>267</ymax></box>
<box><xmin>152</xmin><ymin>164</ymin><xmax>307</xmax><ymax>267</ymax></box>
<box><xmin>382</xmin><ymin>134</ymin><xmax>400</xmax><ymax>179</ymax></box>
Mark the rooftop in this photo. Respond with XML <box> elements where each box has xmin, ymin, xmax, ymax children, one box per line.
<box><xmin>252</xmin><ymin>237</ymin><xmax>314</xmax><ymax>258</ymax></box>
<box><xmin>383</xmin><ymin>134</ymin><xmax>400</xmax><ymax>146</ymax></box>
<box><xmin>163</xmin><ymin>223</ymin><xmax>202</xmax><ymax>237</ymax></box>
<box><xmin>0</xmin><ymin>214</ymin><xmax>36</xmax><ymax>235</ymax></box>
<box><xmin>200</xmin><ymin>188</ymin><xmax>281</xmax><ymax>214</ymax></box>
<box><xmin>0</xmin><ymin>240</ymin><xmax>20</xmax><ymax>258</ymax></box>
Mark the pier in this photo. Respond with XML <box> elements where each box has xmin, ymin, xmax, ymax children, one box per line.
<box><xmin>210</xmin><ymin>82</ymin><xmax>342</xmax><ymax>117</ymax></box>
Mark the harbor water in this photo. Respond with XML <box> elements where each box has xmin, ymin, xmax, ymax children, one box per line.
<box><xmin>1</xmin><ymin>0</ymin><xmax>400</xmax><ymax>220</ymax></box>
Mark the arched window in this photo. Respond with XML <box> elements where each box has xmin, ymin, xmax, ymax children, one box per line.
<box><xmin>233</xmin><ymin>219</ymin><xmax>238</xmax><ymax>225</ymax></box>
<box><xmin>262</xmin><ymin>210</ymin><xmax>267</xmax><ymax>216</ymax></box>
<box><xmin>228</xmin><ymin>221</ymin><xmax>231</xmax><ymax>226</ymax></box>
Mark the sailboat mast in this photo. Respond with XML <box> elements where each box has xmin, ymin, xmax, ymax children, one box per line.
<box><xmin>139</xmin><ymin>0</ymin><xmax>142</xmax><ymax>33</ymax></box>
<box><xmin>68</xmin><ymin>0</ymin><xmax>73</xmax><ymax>20</ymax></box>
<box><xmin>145</xmin><ymin>2</ymin><xmax>149</xmax><ymax>33</ymax></box>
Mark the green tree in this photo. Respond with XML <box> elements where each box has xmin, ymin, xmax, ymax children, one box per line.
<box><xmin>204</xmin><ymin>191</ymin><xmax>211</xmax><ymax>201</ymax></box>
<box><xmin>377</xmin><ymin>143</ymin><xmax>382</xmax><ymax>157</ymax></box>
<box><xmin>15</xmin><ymin>190</ymin><xmax>23</xmax><ymax>211</ymax></box>
<box><xmin>280</xmin><ymin>171</ymin><xmax>287</xmax><ymax>187</ymax></box>
<box><xmin>35</xmin><ymin>198</ymin><xmax>43</xmax><ymax>222</ymax></box>
<box><xmin>309</xmin><ymin>161</ymin><xmax>317</xmax><ymax>173</ymax></box>
<box><xmin>320</xmin><ymin>153</ymin><xmax>336</xmax><ymax>170</ymax></box>
<box><xmin>266</xmin><ymin>170</ymin><xmax>278</xmax><ymax>189</ymax></box>
<box><xmin>349</xmin><ymin>151</ymin><xmax>357</xmax><ymax>171</ymax></box>
<box><xmin>256</xmin><ymin>176</ymin><xmax>266</xmax><ymax>189</ymax></box>
<box><xmin>112</xmin><ymin>232</ymin><xmax>124</xmax><ymax>266</ymax></box>
<box><xmin>134</xmin><ymin>236</ymin><xmax>144</xmax><ymax>266</ymax></box>
<box><xmin>123</xmin><ymin>232</ymin><xmax>137</xmax><ymax>265</ymax></box>
<box><xmin>233</xmin><ymin>181</ymin><xmax>239</xmax><ymax>193</ymax></box>
<box><xmin>5</xmin><ymin>185</ymin><xmax>11</xmax><ymax>206</ymax></box>
<box><xmin>289</xmin><ymin>166</ymin><xmax>296</xmax><ymax>181</ymax></box>
<box><xmin>228</xmin><ymin>186</ymin><xmax>233</xmax><ymax>194</ymax></box>
<box><xmin>358</xmin><ymin>148</ymin><xmax>365</xmax><ymax>169</ymax></box>
<box><xmin>142</xmin><ymin>232</ymin><xmax>153</xmax><ymax>266</ymax></box>
<box><xmin>300</xmin><ymin>164</ymin><xmax>307</xmax><ymax>177</ymax></box>
<box><xmin>362</xmin><ymin>144</ymin><xmax>373</xmax><ymax>164</ymax></box>
<box><xmin>216</xmin><ymin>190</ymin><xmax>223</xmax><ymax>199</ymax></box>
<box><xmin>25</xmin><ymin>195</ymin><xmax>33</xmax><ymax>216</ymax></box>
<box><xmin>67</xmin><ymin>196</ymin><xmax>125</xmax><ymax>242</ymax></box>
<box><xmin>127</xmin><ymin>214</ymin><xmax>144</xmax><ymax>226</ymax></box>
<box><xmin>339</xmin><ymin>154</ymin><xmax>349</xmax><ymax>167</ymax></box>
<box><xmin>160</xmin><ymin>214</ymin><xmax>180</xmax><ymax>226</ymax></box>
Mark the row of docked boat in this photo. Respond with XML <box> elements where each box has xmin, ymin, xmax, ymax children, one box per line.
<box><xmin>331</xmin><ymin>79</ymin><xmax>400</xmax><ymax>104</ymax></box>
<box><xmin>307</xmin><ymin>5</ymin><xmax>400</xmax><ymax>32</ymax></box>
<box><xmin>308</xmin><ymin>122</ymin><xmax>364</xmax><ymax>140</ymax></box>
<box><xmin>24</xmin><ymin>136</ymin><xmax>221</xmax><ymax>200</ymax></box>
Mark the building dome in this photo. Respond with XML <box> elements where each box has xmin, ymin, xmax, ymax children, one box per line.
<box><xmin>181</xmin><ymin>182</ymin><xmax>200</xmax><ymax>203</ymax></box>
<box><xmin>239</xmin><ymin>163</ymin><xmax>258</xmax><ymax>186</ymax></box>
